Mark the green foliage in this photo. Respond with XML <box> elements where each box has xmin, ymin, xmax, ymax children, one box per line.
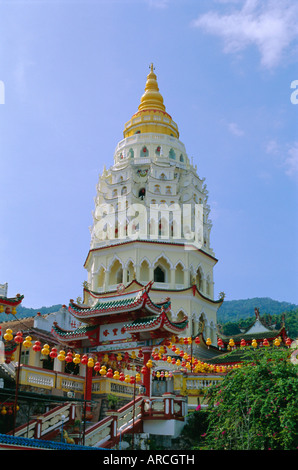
<box><xmin>197</xmin><ymin>347</ymin><xmax>298</xmax><ymax>450</ymax></box>
<box><xmin>0</xmin><ymin>304</ymin><xmax>63</xmax><ymax>323</ymax></box>
<box><xmin>217</xmin><ymin>297</ymin><xmax>298</xmax><ymax>323</ymax></box>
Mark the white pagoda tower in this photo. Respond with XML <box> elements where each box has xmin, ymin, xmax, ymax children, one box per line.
<box><xmin>83</xmin><ymin>64</ymin><xmax>222</xmax><ymax>346</ymax></box>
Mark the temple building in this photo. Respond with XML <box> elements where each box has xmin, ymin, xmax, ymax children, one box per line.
<box><xmin>82</xmin><ymin>64</ymin><xmax>223</xmax><ymax>344</ymax></box>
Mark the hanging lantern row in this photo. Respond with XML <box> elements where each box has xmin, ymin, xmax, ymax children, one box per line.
<box><xmin>0</xmin><ymin>305</ymin><xmax>17</xmax><ymax>315</ymax></box>
<box><xmin>217</xmin><ymin>336</ymin><xmax>292</xmax><ymax>350</ymax></box>
<box><xmin>1</xmin><ymin>404</ymin><xmax>19</xmax><ymax>416</ymax></box>
<box><xmin>150</xmin><ymin>346</ymin><xmax>235</xmax><ymax>374</ymax></box>
<box><xmin>152</xmin><ymin>370</ymin><xmax>173</xmax><ymax>380</ymax></box>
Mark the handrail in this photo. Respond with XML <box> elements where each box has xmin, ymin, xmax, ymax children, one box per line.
<box><xmin>10</xmin><ymin>402</ymin><xmax>75</xmax><ymax>439</ymax></box>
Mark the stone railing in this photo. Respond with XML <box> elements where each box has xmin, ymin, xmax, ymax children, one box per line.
<box><xmin>10</xmin><ymin>403</ymin><xmax>76</xmax><ymax>439</ymax></box>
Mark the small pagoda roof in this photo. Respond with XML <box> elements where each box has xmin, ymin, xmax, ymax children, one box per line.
<box><xmin>217</xmin><ymin>307</ymin><xmax>288</xmax><ymax>345</ymax></box>
<box><xmin>0</xmin><ymin>294</ymin><xmax>24</xmax><ymax>308</ymax></box>
<box><xmin>123</xmin><ymin>309</ymin><xmax>188</xmax><ymax>340</ymax></box>
<box><xmin>51</xmin><ymin>322</ymin><xmax>98</xmax><ymax>345</ymax></box>
<box><xmin>68</xmin><ymin>281</ymin><xmax>171</xmax><ymax>325</ymax></box>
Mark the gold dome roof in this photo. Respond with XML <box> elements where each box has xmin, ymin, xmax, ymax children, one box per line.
<box><xmin>123</xmin><ymin>64</ymin><xmax>179</xmax><ymax>139</ymax></box>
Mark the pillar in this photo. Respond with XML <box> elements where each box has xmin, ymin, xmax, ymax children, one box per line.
<box><xmin>84</xmin><ymin>366</ymin><xmax>93</xmax><ymax>413</ymax></box>
<box><xmin>141</xmin><ymin>346</ymin><xmax>153</xmax><ymax>397</ymax></box>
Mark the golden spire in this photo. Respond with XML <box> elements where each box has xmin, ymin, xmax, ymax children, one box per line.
<box><xmin>138</xmin><ymin>63</ymin><xmax>166</xmax><ymax>112</ymax></box>
<box><xmin>123</xmin><ymin>64</ymin><xmax>179</xmax><ymax>139</ymax></box>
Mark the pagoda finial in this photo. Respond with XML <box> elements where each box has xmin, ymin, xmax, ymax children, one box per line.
<box><xmin>138</xmin><ymin>64</ymin><xmax>165</xmax><ymax>112</ymax></box>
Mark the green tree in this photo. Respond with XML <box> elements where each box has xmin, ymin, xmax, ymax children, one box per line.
<box><xmin>197</xmin><ymin>347</ymin><xmax>298</xmax><ymax>450</ymax></box>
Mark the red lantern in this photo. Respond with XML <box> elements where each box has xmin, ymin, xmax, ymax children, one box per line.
<box><xmin>263</xmin><ymin>338</ymin><xmax>269</xmax><ymax>347</ymax></box>
<box><xmin>65</xmin><ymin>352</ymin><xmax>73</xmax><ymax>363</ymax></box>
<box><xmin>33</xmin><ymin>341</ymin><xmax>41</xmax><ymax>352</ymax></box>
<box><xmin>240</xmin><ymin>339</ymin><xmax>246</xmax><ymax>348</ymax></box>
<box><xmin>50</xmin><ymin>347</ymin><xmax>57</xmax><ymax>359</ymax></box>
<box><xmin>81</xmin><ymin>354</ymin><xmax>88</xmax><ymax>365</ymax></box>
<box><xmin>130</xmin><ymin>376</ymin><xmax>136</xmax><ymax>384</ymax></box>
<box><xmin>141</xmin><ymin>366</ymin><xmax>147</xmax><ymax>375</ymax></box>
<box><xmin>195</xmin><ymin>337</ymin><xmax>200</xmax><ymax>345</ymax></box>
<box><xmin>119</xmin><ymin>372</ymin><xmax>125</xmax><ymax>381</ymax></box>
<box><xmin>285</xmin><ymin>338</ymin><xmax>292</xmax><ymax>348</ymax></box>
<box><xmin>94</xmin><ymin>361</ymin><xmax>101</xmax><ymax>372</ymax></box>
<box><xmin>179</xmin><ymin>350</ymin><xmax>184</xmax><ymax>358</ymax></box>
<box><xmin>14</xmin><ymin>332</ymin><xmax>23</xmax><ymax>344</ymax></box>
<box><xmin>138</xmin><ymin>350</ymin><xmax>143</xmax><ymax>358</ymax></box>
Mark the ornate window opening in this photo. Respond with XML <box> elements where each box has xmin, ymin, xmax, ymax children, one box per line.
<box><xmin>141</xmin><ymin>146</ymin><xmax>149</xmax><ymax>157</ymax></box>
<box><xmin>169</xmin><ymin>149</ymin><xmax>176</xmax><ymax>159</ymax></box>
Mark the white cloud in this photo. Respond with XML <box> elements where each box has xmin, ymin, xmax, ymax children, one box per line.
<box><xmin>192</xmin><ymin>0</ymin><xmax>298</xmax><ymax>68</ymax></box>
<box><xmin>227</xmin><ymin>122</ymin><xmax>245</xmax><ymax>136</ymax></box>
<box><xmin>266</xmin><ymin>139</ymin><xmax>298</xmax><ymax>181</ymax></box>
<box><xmin>284</xmin><ymin>143</ymin><xmax>298</xmax><ymax>179</ymax></box>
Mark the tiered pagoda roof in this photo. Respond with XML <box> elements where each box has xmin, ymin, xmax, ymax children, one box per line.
<box><xmin>51</xmin><ymin>281</ymin><xmax>188</xmax><ymax>346</ymax></box>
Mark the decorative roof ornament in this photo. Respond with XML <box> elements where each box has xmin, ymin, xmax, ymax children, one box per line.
<box><xmin>138</xmin><ymin>63</ymin><xmax>165</xmax><ymax>113</ymax></box>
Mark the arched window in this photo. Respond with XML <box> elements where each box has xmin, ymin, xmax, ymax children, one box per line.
<box><xmin>154</xmin><ymin>266</ymin><xmax>165</xmax><ymax>283</ymax></box>
<box><xmin>153</xmin><ymin>256</ymin><xmax>170</xmax><ymax>283</ymax></box>
<box><xmin>140</xmin><ymin>260</ymin><xmax>149</xmax><ymax>282</ymax></box>
<box><xmin>139</xmin><ymin>188</ymin><xmax>146</xmax><ymax>200</ymax></box>
<box><xmin>175</xmin><ymin>263</ymin><xmax>184</xmax><ymax>285</ymax></box>
<box><xmin>169</xmin><ymin>149</ymin><xmax>176</xmax><ymax>159</ymax></box>
<box><xmin>155</xmin><ymin>146</ymin><xmax>161</xmax><ymax>156</ymax></box>
<box><xmin>179</xmin><ymin>154</ymin><xmax>184</xmax><ymax>162</ymax></box>
<box><xmin>121</xmin><ymin>186</ymin><xmax>127</xmax><ymax>196</ymax></box>
<box><xmin>129</xmin><ymin>148</ymin><xmax>134</xmax><ymax>158</ymax></box>
<box><xmin>140</xmin><ymin>146</ymin><xmax>149</xmax><ymax>157</ymax></box>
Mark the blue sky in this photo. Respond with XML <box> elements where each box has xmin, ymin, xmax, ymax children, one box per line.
<box><xmin>0</xmin><ymin>0</ymin><xmax>297</xmax><ymax>309</ymax></box>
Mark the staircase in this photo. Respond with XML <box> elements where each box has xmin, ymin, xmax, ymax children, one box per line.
<box><xmin>8</xmin><ymin>394</ymin><xmax>187</xmax><ymax>449</ymax></box>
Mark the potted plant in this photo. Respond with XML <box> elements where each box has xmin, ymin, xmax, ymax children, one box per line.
<box><xmin>107</xmin><ymin>394</ymin><xmax>119</xmax><ymax>410</ymax></box>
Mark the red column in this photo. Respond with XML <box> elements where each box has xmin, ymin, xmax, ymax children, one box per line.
<box><xmin>141</xmin><ymin>346</ymin><xmax>153</xmax><ymax>397</ymax></box>
<box><xmin>84</xmin><ymin>366</ymin><xmax>93</xmax><ymax>413</ymax></box>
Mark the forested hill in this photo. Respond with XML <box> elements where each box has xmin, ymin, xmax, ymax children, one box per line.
<box><xmin>0</xmin><ymin>304</ymin><xmax>63</xmax><ymax>323</ymax></box>
<box><xmin>1</xmin><ymin>298</ymin><xmax>297</xmax><ymax>327</ymax></box>
<box><xmin>217</xmin><ymin>297</ymin><xmax>298</xmax><ymax>323</ymax></box>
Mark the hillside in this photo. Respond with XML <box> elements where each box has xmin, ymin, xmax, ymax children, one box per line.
<box><xmin>217</xmin><ymin>297</ymin><xmax>298</xmax><ymax>323</ymax></box>
<box><xmin>0</xmin><ymin>304</ymin><xmax>63</xmax><ymax>323</ymax></box>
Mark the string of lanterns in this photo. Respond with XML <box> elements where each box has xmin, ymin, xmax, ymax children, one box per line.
<box><xmin>2</xmin><ymin>329</ymin><xmax>293</xmax><ymax>379</ymax></box>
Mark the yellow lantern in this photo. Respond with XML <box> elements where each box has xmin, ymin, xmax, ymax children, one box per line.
<box><xmin>136</xmin><ymin>373</ymin><xmax>141</xmax><ymax>382</ymax></box>
<box><xmin>176</xmin><ymin>359</ymin><xmax>181</xmax><ymax>366</ymax></box>
<box><xmin>229</xmin><ymin>339</ymin><xmax>235</xmax><ymax>348</ymax></box>
<box><xmin>113</xmin><ymin>371</ymin><xmax>120</xmax><ymax>379</ymax></box>
<box><xmin>73</xmin><ymin>354</ymin><xmax>80</xmax><ymax>364</ymax></box>
<box><xmin>0</xmin><ymin>305</ymin><xmax>4</xmax><ymax>313</ymax></box>
<box><xmin>1</xmin><ymin>406</ymin><xmax>7</xmax><ymax>415</ymax></box>
<box><xmin>252</xmin><ymin>339</ymin><xmax>257</xmax><ymax>348</ymax></box>
<box><xmin>274</xmin><ymin>338</ymin><xmax>280</xmax><ymax>347</ymax></box>
<box><xmin>146</xmin><ymin>359</ymin><xmax>153</xmax><ymax>368</ymax></box>
<box><xmin>116</xmin><ymin>353</ymin><xmax>122</xmax><ymax>361</ymax></box>
<box><xmin>41</xmin><ymin>344</ymin><xmax>50</xmax><ymax>355</ymax></box>
<box><xmin>206</xmin><ymin>338</ymin><xmax>212</xmax><ymax>348</ymax></box>
<box><xmin>4</xmin><ymin>329</ymin><xmax>13</xmax><ymax>341</ymax></box>
<box><xmin>124</xmin><ymin>374</ymin><xmax>130</xmax><ymax>383</ymax></box>
<box><xmin>166</xmin><ymin>356</ymin><xmax>172</xmax><ymax>363</ymax></box>
<box><xmin>11</xmin><ymin>307</ymin><xmax>17</xmax><ymax>315</ymax></box>
<box><xmin>131</xmin><ymin>351</ymin><xmax>136</xmax><ymax>359</ymax></box>
<box><xmin>87</xmin><ymin>357</ymin><xmax>94</xmax><ymax>368</ymax></box>
<box><xmin>23</xmin><ymin>336</ymin><xmax>32</xmax><ymax>349</ymax></box>
<box><xmin>58</xmin><ymin>350</ymin><xmax>65</xmax><ymax>361</ymax></box>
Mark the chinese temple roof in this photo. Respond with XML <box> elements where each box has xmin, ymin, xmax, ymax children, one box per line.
<box><xmin>68</xmin><ymin>281</ymin><xmax>171</xmax><ymax>325</ymax></box>
<box><xmin>123</xmin><ymin>308</ymin><xmax>188</xmax><ymax>340</ymax></box>
<box><xmin>217</xmin><ymin>308</ymin><xmax>288</xmax><ymax>346</ymax></box>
